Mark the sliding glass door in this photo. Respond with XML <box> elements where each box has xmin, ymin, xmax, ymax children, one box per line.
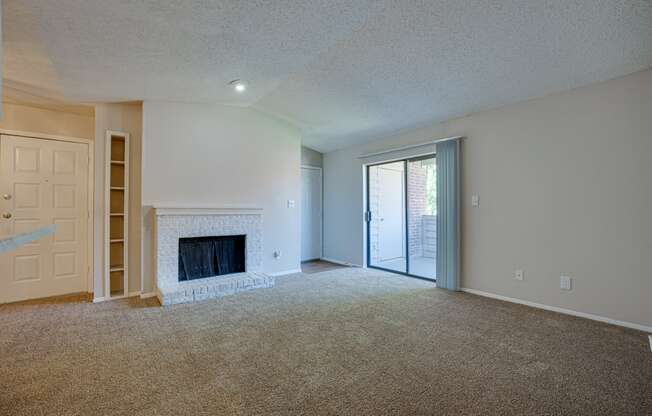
<box><xmin>366</xmin><ymin>155</ymin><xmax>436</xmax><ymax>280</ymax></box>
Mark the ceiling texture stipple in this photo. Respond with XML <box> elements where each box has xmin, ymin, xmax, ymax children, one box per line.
<box><xmin>4</xmin><ymin>0</ymin><xmax>652</xmax><ymax>152</ymax></box>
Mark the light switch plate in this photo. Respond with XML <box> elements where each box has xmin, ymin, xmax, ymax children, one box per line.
<box><xmin>471</xmin><ymin>194</ymin><xmax>480</xmax><ymax>207</ymax></box>
<box><xmin>287</xmin><ymin>199</ymin><xmax>295</xmax><ymax>208</ymax></box>
<box><xmin>560</xmin><ymin>275</ymin><xmax>572</xmax><ymax>290</ymax></box>
<box><xmin>514</xmin><ymin>269</ymin><xmax>524</xmax><ymax>281</ymax></box>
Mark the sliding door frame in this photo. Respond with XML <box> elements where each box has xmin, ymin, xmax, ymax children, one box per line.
<box><xmin>365</xmin><ymin>154</ymin><xmax>436</xmax><ymax>282</ymax></box>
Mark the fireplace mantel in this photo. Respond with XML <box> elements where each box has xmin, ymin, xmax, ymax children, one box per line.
<box><xmin>153</xmin><ymin>205</ymin><xmax>263</xmax><ymax>216</ymax></box>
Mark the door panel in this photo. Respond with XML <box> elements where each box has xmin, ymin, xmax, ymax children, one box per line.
<box><xmin>53</xmin><ymin>185</ymin><xmax>76</xmax><ymax>208</ymax></box>
<box><xmin>0</xmin><ymin>135</ymin><xmax>89</xmax><ymax>303</ymax></box>
<box><xmin>14</xmin><ymin>254</ymin><xmax>41</xmax><ymax>281</ymax></box>
<box><xmin>53</xmin><ymin>150</ymin><xmax>77</xmax><ymax>175</ymax></box>
<box><xmin>14</xmin><ymin>146</ymin><xmax>40</xmax><ymax>173</ymax></box>
<box><xmin>14</xmin><ymin>183</ymin><xmax>41</xmax><ymax>208</ymax></box>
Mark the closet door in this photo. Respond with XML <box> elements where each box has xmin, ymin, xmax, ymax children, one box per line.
<box><xmin>301</xmin><ymin>167</ymin><xmax>322</xmax><ymax>262</ymax></box>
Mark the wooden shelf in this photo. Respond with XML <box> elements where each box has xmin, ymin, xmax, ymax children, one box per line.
<box><xmin>106</xmin><ymin>130</ymin><xmax>130</xmax><ymax>300</ymax></box>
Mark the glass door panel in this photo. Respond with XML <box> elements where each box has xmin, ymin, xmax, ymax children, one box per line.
<box><xmin>406</xmin><ymin>156</ymin><xmax>436</xmax><ymax>279</ymax></box>
<box><xmin>367</xmin><ymin>161</ymin><xmax>407</xmax><ymax>274</ymax></box>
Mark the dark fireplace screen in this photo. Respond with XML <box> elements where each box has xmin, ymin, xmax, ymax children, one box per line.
<box><xmin>178</xmin><ymin>235</ymin><xmax>246</xmax><ymax>281</ymax></box>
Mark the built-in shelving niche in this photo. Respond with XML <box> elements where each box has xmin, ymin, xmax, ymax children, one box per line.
<box><xmin>105</xmin><ymin>131</ymin><xmax>130</xmax><ymax>299</ymax></box>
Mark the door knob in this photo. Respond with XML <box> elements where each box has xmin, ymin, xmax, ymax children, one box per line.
<box><xmin>2</xmin><ymin>194</ymin><xmax>11</xmax><ymax>200</ymax></box>
<box><xmin>2</xmin><ymin>212</ymin><xmax>12</xmax><ymax>219</ymax></box>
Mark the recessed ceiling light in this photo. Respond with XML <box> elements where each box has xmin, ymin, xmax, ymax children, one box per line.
<box><xmin>229</xmin><ymin>79</ymin><xmax>247</xmax><ymax>93</ymax></box>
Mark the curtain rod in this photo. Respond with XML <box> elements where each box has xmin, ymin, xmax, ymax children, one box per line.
<box><xmin>357</xmin><ymin>136</ymin><xmax>463</xmax><ymax>159</ymax></box>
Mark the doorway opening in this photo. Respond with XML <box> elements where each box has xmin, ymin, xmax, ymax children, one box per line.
<box><xmin>366</xmin><ymin>155</ymin><xmax>436</xmax><ymax>281</ymax></box>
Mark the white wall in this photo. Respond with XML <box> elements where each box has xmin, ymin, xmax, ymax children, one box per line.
<box><xmin>323</xmin><ymin>69</ymin><xmax>652</xmax><ymax>328</ymax></box>
<box><xmin>142</xmin><ymin>102</ymin><xmax>302</xmax><ymax>282</ymax></box>
<box><xmin>0</xmin><ymin>101</ymin><xmax>94</xmax><ymax>139</ymax></box>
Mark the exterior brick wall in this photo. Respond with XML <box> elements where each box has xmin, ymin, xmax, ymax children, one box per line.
<box><xmin>407</xmin><ymin>162</ymin><xmax>428</xmax><ymax>257</ymax></box>
<box><xmin>421</xmin><ymin>215</ymin><xmax>436</xmax><ymax>259</ymax></box>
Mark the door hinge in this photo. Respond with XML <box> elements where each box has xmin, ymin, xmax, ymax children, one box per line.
<box><xmin>364</xmin><ymin>211</ymin><xmax>372</xmax><ymax>222</ymax></box>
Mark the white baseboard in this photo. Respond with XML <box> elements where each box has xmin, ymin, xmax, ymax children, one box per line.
<box><xmin>461</xmin><ymin>287</ymin><xmax>652</xmax><ymax>333</ymax></box>
<box><xmin>140</xmin><ymin>292</ymin><xmax>157</xmax><ymax>299</ymax></box>
<box><xmin>268</xmin><ymin>268</ymin><xmax>302</xmax><ymax>277</ymax></box>
<box><xmin>92</xmin><ymin>291</ymin><xmax>141</xmax><ymax>304</ymax></box>
<box><xmin>320</xmin><ymin>257</ymin><xmax>361</xmax><ymax>267</ymax></box>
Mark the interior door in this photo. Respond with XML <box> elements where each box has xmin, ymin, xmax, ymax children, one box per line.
<box><xmin>0</xmin><ymin>135</ymin><xmax>89</xmax><ymax>303</ymax></box>
<box><xmin>301</xmin><ymin>167</ymin><xmax>322</xmax><ymax>261</ymax></box>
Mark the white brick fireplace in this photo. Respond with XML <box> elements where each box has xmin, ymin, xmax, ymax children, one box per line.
<box><xmin>152</xmin><ymin>206</ymin><xmax>274</xmax><ymax>305</ymax></box>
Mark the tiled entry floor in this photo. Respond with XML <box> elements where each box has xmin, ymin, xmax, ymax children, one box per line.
<box><xmin>301</xmin><ymin>260</ymin><xmax>348</xmax><ymax>274</ymax></box>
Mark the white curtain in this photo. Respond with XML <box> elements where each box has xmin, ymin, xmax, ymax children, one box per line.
<box><xmin>435</xmin><ymin>138</ymin><xmax>461</xmax><ymax>290</ymax></box>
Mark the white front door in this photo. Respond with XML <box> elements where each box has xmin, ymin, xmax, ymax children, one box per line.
<box><xmin>0</xmin><ymin>135</ymin><xmax>89</xmax><ymax>303</ymax></box>
<box><xmin>301</xmin><ymin>167</ymin><xmax>322</xmax><ymax>261</ymax></box>
<box><xmin>378</xmin><ymin>166</ymin><xmax>405</xmax><ymax>261</ymax></box>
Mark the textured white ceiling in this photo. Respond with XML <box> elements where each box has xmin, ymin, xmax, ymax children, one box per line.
<box><xmin>4</xmin><ymin>0</ymin><xmax>652</xmax><ymax>152</ymax></box>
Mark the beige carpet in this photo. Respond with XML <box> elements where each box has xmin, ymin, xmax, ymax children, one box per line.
<box><xmin>1</xmin><ymin>268</ymin><xmax>650</xmax><ymax>415</ymax></box>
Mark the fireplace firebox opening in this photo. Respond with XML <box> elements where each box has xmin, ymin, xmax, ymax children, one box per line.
<box><xmin>178</xmin><ymin>235</ymin><xmax>246</xmax><ymax>281</ymax></box>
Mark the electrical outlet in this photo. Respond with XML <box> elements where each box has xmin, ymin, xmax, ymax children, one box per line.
<box><xmin>560</xmin><ymin>275</ymin><xmax>572</xmax><ymax>290</ymax></box>
<box><xmin>273</xmin><ymin>250</ymin><xmax>282</xmax><ymax>259</ymax></box>
<box><xmin>471</xmin><ymin>194</ymin><xmax>480</xmax><ymax>207</ymax></box>
<box><xmin>514</xmin><ymin>269</ymin><xmax>524</xmax><ymax>281</ymax></box>
<box><xmin>287</xmin><ymin>199</ymin><xmax>295</xmax><ymax>208</ymax></box>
